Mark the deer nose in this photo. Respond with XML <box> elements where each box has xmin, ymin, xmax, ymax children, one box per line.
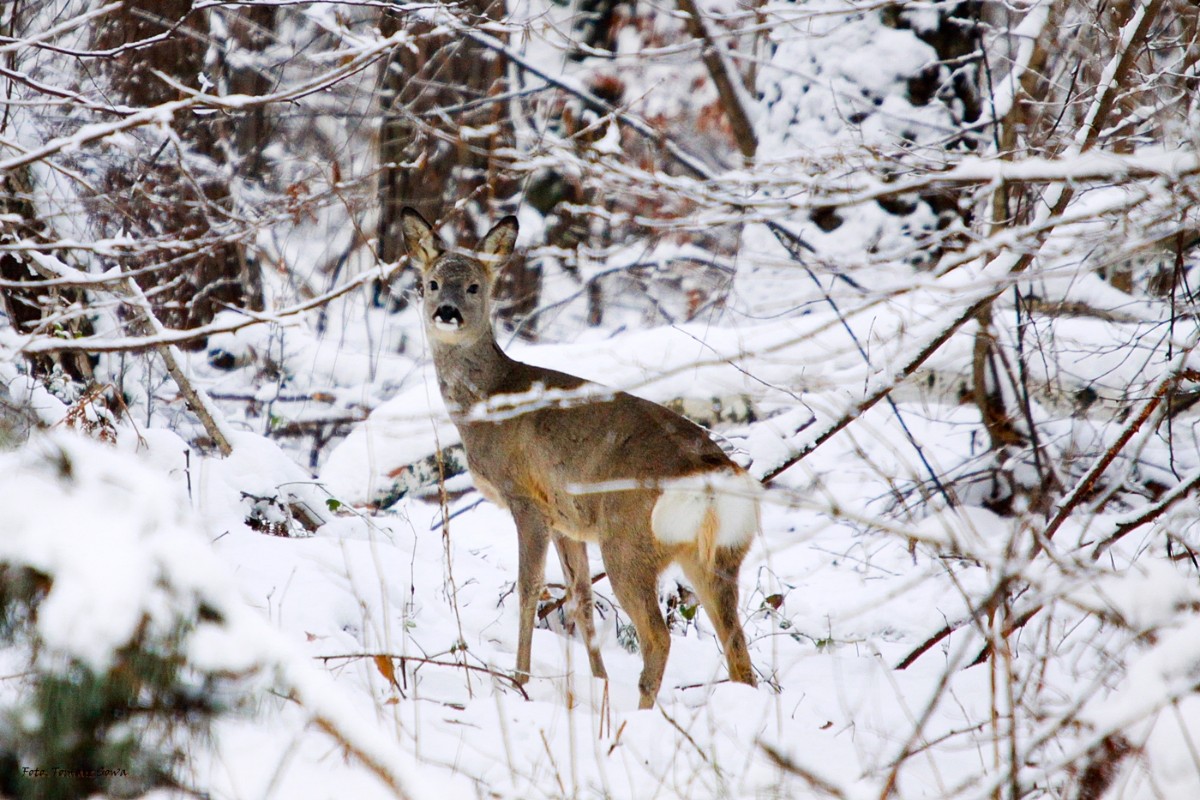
<box><xmin>433</xmin><ymin>304</ymin><xmax>464</xmax><ymax>329</ymax></box>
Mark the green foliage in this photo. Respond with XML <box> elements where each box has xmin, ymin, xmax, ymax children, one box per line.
<box><xmin>0</xmin><ymin>565</ymin><xmax>223</xmax><ymax>800</ymax></box>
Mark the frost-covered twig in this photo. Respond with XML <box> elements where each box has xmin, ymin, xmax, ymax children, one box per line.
<box><xmin>147</xmin><ymin>23</ymin><xmax>411</xmax><ymax>111</ymax></box>
<box><xmin>762</xmin><ymin>0</ymin><xmax>1168</xmax><ymax>485</ymax></box>
<box><xmin>0</xmin><ymin>2</ymin><xmax>120</xmax><ymax>56</ymax></box>
<box><xmin>0</xmin><ymin>97</ymin><xmax>198</xmax><ymax>173</ymax></box>
<box><xmin>898</xmin><ymin>346</ymin><xmax>1200</xmax><ymax>670</ymax></box>
<box><xmin>19</xmin><ymin>263</ymin><xmax>387</xmax><ymax>354</ymax></box>
<box><xmin>1041</xmin><ymin>360</ymin><xmax>1200</xmax><ymax>547</ymax></box>
<box><xmin>1090</xmin><ymin>461</ymin><xmax>1200</xmax><ymax>560</ymax></box>
<box><xmin>805</xmin><ymin>150</ymin><xmax>1200</xmax><ymax>213</ymax></box>
<box><xmin>451</xmin><ymin>18</ymin><xmax>716</xmax><ymax>182</ymax></box>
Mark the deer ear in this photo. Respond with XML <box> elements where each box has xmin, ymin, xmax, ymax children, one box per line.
<box><xmin>479</xmin><ymin>216</ymin><xmax>518</xmax><ymax>264</ymax></box>
<box><xmin>400</xmin><ymin>208</ymin><xmax>445</xmax><ymax>269</ymax></box>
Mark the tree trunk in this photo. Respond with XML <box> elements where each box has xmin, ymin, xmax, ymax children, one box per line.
<box><xmin>88</xmin><ymin>0</ymin><xmax>263</xmax><ymax>343</ymax></box>
<box><xmin>376</xmin><ymin>0</ymin><xmax>515</xmax><ymax>252</ymax></box>
<box><xmin>375</xmin><ymin>1</ymin><xmax>535</xmax><ymax>331</ymax></box>
<box><xmin>0</xmin><ymin>168</ymin><xmax>94</xmax><ymax>382</ymax></box>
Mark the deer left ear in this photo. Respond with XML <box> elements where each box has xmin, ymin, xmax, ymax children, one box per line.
<box><xmin>400</xmin><ymin>207</ymin><xmax>445</xmax><ymax>269</ymax></box>
<box><xmin>479</xmin><ymin>216</ymin><xmax>518</xmax><ymax>264</ymax></box>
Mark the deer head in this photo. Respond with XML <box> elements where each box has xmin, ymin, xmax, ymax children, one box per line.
<box><xmin>400</xmin><ymin>208</ymin><xmax>518</xmax><ymax>345</ymax></box>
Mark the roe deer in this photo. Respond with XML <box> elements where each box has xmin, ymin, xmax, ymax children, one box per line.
<box><xmin>402</xmin><ymin>208</ymin><xmax>759</xmax><ymax>709</ymax></box>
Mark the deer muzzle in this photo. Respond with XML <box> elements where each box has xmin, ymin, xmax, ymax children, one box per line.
<box><xmin>433</xmin><ymin>304</ymin><xmax>465</xmax><ymax>330</ymax></box>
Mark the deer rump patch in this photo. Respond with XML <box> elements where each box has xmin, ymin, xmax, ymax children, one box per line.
<box><xmin>650</xmin><ymin>469</ymin><xmax>760</xmax><ymax>563</ymax></box>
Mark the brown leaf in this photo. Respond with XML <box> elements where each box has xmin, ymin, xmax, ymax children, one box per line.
<box><xmin>373</xmin><ymin>654</ymin><xmax>398</xmax><ymax>687</ymax></box>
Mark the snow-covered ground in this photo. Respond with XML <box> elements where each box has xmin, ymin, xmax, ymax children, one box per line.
<box><xmin>2</xmin><ymin>0</ymin><xmax>1199</xmax><ymax>797</ymax></box>
<box><xmin>6</xmin><ymin>274</ymin><xmax>1200</xmax><ymax>798</ymax></box>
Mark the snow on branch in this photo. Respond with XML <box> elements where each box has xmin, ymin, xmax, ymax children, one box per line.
<box><xmin>17</xmin><ymin>262</ymin><xmax>389</xmax><ymax>354</ymax></box>
<box><xmin>806</xmin><ymin>150</ymin><xmax>1200</xmax><ymax>213</ymax></box>
<box><xmin>0</xmin><ymin>98</ymin><xmax>197</xmax><ymax>173</ymax></box>
<box><xmin>21</xmin><ymin>251</ymin><xmax>236</xmax><ymax>456</ymax></box>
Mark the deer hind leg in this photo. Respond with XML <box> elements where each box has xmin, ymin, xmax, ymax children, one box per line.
<box><xmin>511</xmin><ymin>501</ymin><xmax>552</xmax><ymax>686</ymax></box>
<box><xmin>553</xmin><ymin>534</ymin><xmax>607</xmax><ymax>680</ymax></box>
<box><xmin>678</xmin><ymin>545</ymin><xmax>756</xmax><ymax>687</ymax></box>
<box><xmin>600</xmin><ymin>538</ymin><xmax>670</xmax><ymax>709</ymax></box>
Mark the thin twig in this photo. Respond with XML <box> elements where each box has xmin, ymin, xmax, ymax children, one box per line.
<box><xmin>760</xmin><ymin>0</ymin><xmax>1168</xmax><ymax>484</ymax></box>
<box><xmin>1041</xmin><ymin>363</ymin><xmax>1200</xmax><ymax>547</ymax></box>
<box><xmin>1091</xmin><ymin>463</ymin><xmax>1200</xmax><ymax>560</ymax></box>
<box><xmin>759</xmin><ymin>741</ymin><xmax>847</xmax><ymax>798</ymax></box>
<box><xmin>308</xmin><ymin>713</ymin><xmax>414</xmax><ymax>800</ymax></box>
<box><xmin>316</xmin><ymin>652</ymin><xmax>529</xmax><ymax>700</ymax></box>
<box><xmin>659</xmin><ymin>706</ymin><xmax>719</xmax><ymax>776</ymax></box>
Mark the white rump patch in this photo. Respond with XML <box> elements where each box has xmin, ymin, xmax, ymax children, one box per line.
<box><xmin>650</xmin><ymin>469</ymin><xmax>761</xmax><ymax>556</ymax></box>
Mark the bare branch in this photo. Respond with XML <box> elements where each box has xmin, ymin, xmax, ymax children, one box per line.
<box><xmin>675</xmin><ymin>0</ymin><xmax>757</xmax><ymax>160</ymax></box>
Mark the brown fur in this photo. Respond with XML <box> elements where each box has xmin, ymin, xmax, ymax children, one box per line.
<box><xmin>402</xmin><ymin>208</ymin><xmax>758</xmax><ymax>709</ymax></box>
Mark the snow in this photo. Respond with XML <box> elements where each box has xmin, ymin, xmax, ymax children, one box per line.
<box><xmin>9</xmin><ymin>310</ymin><xmax>1200</xmax><ymax>796</ymax></box>
<box><xmin>0</xmin><ymin>408</ymin><xmax>1026</xmax><ymax>798</ymax></box>
<box><xmin>2</xmin><ymin>0</ymin><xmax>1199</xmax><ymax>797</ymax></box>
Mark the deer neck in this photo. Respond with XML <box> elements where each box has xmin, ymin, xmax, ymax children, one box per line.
<box><xmin>429</xmin><ymin>329</ymin><xmax>516</xmax><ymax>418</ymax></box>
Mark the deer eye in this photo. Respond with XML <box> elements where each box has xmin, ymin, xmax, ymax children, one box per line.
<box><xmin>429</xmin><ymin>280</ymin><xmax>439</xmax><ymax>292</ymax></box>
<box><xmin>467</xmin><ymin>283</ymin><xmax>480</xmax><ymax>295</ymax></box>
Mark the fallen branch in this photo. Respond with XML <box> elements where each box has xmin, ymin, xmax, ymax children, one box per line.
<box><xmin>24</xmin><ymin>251</ymin><xmax>235</xmax><ymax>455</ymax></box>
<box><xmin>120</xmin><ymin>276</ymin><xmax>235</xmax><ymax>456</ymax></box>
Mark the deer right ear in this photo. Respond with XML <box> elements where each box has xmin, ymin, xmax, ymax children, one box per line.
<box><xmin>400</xmin><ymin>208</ymin><xmax>445</xmax><ymax>269</ymax></box>
<box><xmin>480</xmin><ymin>216</ymin><xmax>518</xmax><ymax>263</ymax></box>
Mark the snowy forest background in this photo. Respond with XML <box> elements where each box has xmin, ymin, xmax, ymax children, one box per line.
<box><xmin>1</xmin><ymin>0</ymin><xmax>1199</xmax><ymax>798</ymax></box>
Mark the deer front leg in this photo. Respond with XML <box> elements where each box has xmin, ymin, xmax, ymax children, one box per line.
<box><xmin>510</xmin><ymin>500</ymin><xmax>551</xmax><ymax>686</ymax></box>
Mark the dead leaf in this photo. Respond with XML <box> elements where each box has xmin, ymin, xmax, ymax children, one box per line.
<box><xmin>374</xmin><ymin>654</ymin><xmax>398</xmax><ymax>687</ymax></box>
